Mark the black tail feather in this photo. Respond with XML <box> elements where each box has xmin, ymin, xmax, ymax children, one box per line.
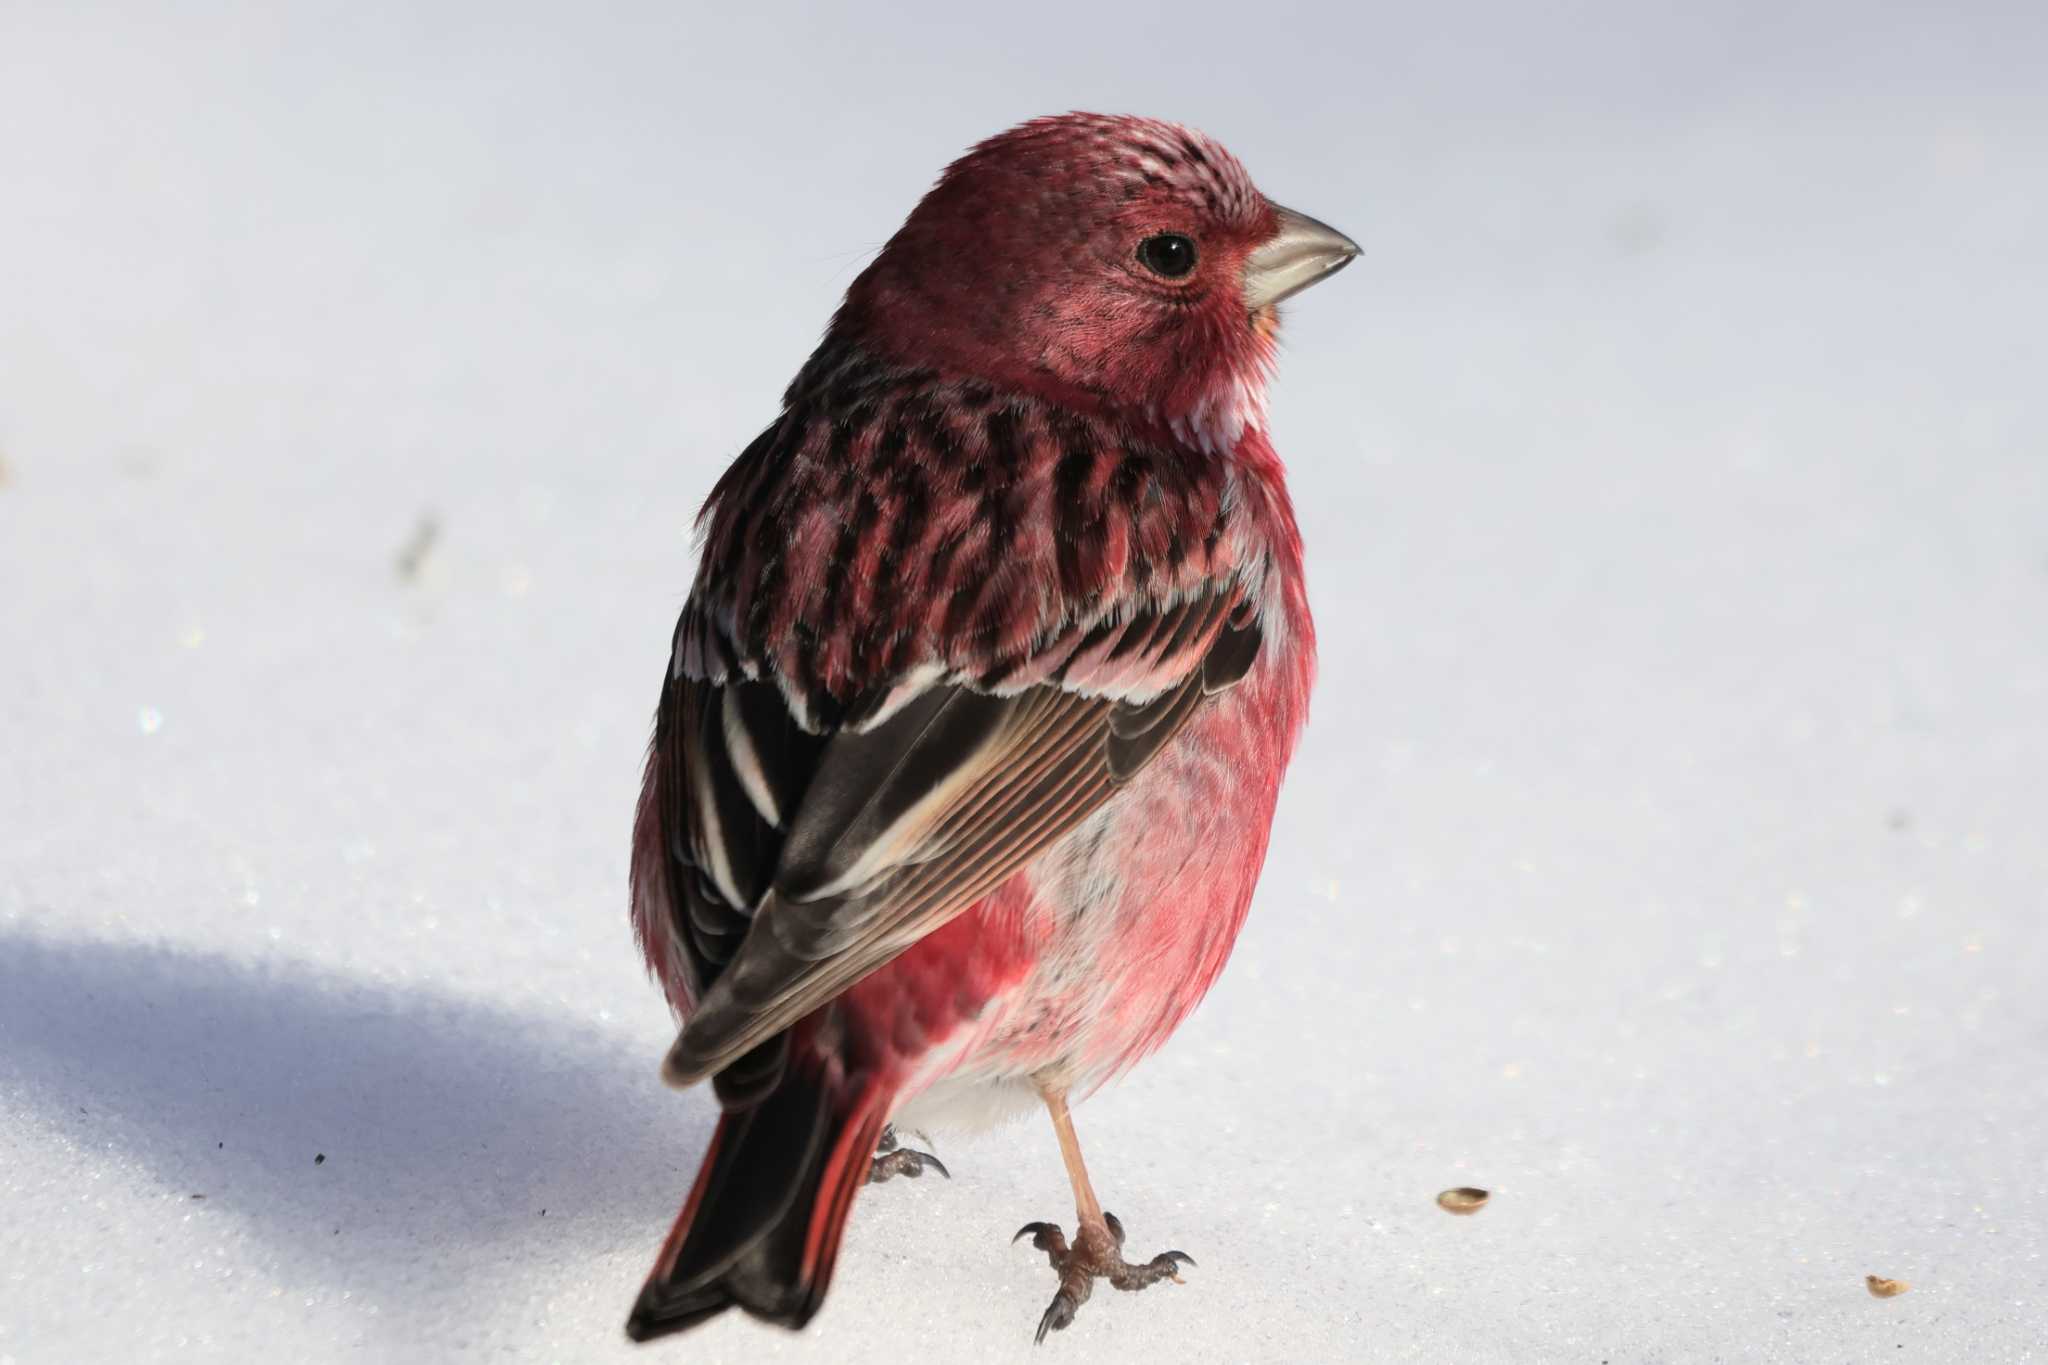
<box><xmin>627</xmin><ymin>1060</ymin><xmax>884</xmax><ymax>1341</ymax></box>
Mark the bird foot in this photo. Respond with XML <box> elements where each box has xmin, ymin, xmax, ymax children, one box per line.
<box><xmin>867</xmin><ymin>1124</ymin><xmax>949</xmax><ymax>1184</ymax></box>
<box><xmin>1012</xmin><ymin>1210</ymin><xmax>1193</xmax><ymax>1342</ymax></box>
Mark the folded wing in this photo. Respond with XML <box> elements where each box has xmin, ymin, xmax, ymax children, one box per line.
<box><xmin>640</xmin><ymin>581</ymin><xmax>1262</xmax><ymax>1101</ymax></box>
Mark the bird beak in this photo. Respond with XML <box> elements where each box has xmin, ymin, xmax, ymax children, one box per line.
<box><xmin>1243</xmin><ymin>204</ymin><xmax>1360</xmax><ymax>311</ymax></box>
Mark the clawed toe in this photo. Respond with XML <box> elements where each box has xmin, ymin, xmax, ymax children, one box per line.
<box><xmin>868</xmin><ymin>1125</ymin><xmax>949</xmax><ymax>1184</ymax></box>
<box><xmin>1104</xmin><ymin>1249</ymin><xmax>1189</xmax><ymax>1291</ymax></box>
<box><xmin>868</xmin><ymin>1145</ymin><xmax>949</xmax><ymax>1183</ymax></box>
<box><xmin>1035</xmin><ymin>1290</ymin><xmax>1080</xmax><ymax>1344</ymax></box>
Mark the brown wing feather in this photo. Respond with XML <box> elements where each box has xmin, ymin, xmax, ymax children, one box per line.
<box><xmin>659</xmin><ymin>589</ymin><xmax>1261</xmax><ymax>1089</ymax></box>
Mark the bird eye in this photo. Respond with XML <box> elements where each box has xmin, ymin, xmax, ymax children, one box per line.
<box><xmin>1136</xmin><ymin>233</ymin><xmax>1197</xmax><ymax>279</ymax></box>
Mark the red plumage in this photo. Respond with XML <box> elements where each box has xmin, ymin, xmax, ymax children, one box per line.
<box><xmin>624</xmin><ymin>112</ymin><xmax>1354</xmax><ymax>1341</ymax></box>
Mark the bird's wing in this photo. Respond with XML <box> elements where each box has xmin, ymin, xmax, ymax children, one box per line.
<box><xmin>647</xmin><ymin>579</ymin><xmax>1262</xmax><ymax>1095</ymax></box>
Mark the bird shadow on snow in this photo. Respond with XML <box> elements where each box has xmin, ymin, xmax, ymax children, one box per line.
<box><xmin>0</xmin><ymin>930</ymin><xmax>707</xmax><ymax>1321</ymax></box>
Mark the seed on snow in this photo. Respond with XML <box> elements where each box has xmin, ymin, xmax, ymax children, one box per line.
<box><xmin>1436</xmin><ymin>1187</ymin><xmax>1489</xmax><ymax>1215</ymax></box>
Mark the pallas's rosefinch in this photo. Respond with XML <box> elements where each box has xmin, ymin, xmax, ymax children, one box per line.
<box><xmin>625</xmin><ymin>112</ymin><xmax>1356</xmax><ymax>1342</ymax></box>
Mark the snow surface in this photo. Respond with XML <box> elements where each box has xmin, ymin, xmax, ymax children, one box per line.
<box><xmin>3</xmin><ymin>3</ymin><xmax>2045</xmax><ymax>1361</ymax></box>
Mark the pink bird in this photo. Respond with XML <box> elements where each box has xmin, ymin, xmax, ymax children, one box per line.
<box><xmin>626</xmin><ymin>112</ymin><xmax>1356</xmax><ymax>1342</ymax></box>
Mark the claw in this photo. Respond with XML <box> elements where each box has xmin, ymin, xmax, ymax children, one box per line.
<box><xmin>1034</xmin><ymin>1291</ymin><xmax>1078</xmax><ymax>1344</ymax></box>
<box><xmin>869</xmin><ymin>1140</ymin><xmax>949</xmax><ymax>1184</ymax></box>
<box><xmin>1014</xmin><ymin>1221</ymin><xmax>1069</xmax><ymax>1254</ymax></box>
<box><xmin>1103</xmin><ymin>1210</ymin><xmax>1126</xmax><ymax>1246</ymax></box>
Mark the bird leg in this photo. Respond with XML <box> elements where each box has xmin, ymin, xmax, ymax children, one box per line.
<box><xmin>867</xmin><ymin>1123</ymin><xmax>949</xmax><ymax>1184</ymax></box>
<box><xmin>1012</xmin><ymin>1088</ymin><xmax>1194</xmax><ymax>1342</ymax></box>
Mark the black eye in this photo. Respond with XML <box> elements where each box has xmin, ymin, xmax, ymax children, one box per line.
<box><xmin>1136</xmin><ymin>233</ymin><xmax>1197</xmax><ymax>279</ymax></box>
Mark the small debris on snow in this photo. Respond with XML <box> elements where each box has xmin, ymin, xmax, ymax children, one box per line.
<box><xmin>395</xmin><ymin>513</ymin><xmax>441</xmax><ymax>583</ymax></box>
<box><xmin>1437</xmin><ymin>1187</ymin><xmax>1489</xmax><ymax>1215</ymax></box>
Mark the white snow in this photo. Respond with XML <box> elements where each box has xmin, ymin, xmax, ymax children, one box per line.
<box><xmin>2</xmin><ymin>3</ymin><xmax>2044</xmax><ymax>1361</ymax></box>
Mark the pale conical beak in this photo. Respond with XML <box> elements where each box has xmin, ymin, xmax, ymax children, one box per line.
<box><xmin>1243</xmin><ymin>203</ymin><xmax>1360</xmax><ymax>310</ymax></box>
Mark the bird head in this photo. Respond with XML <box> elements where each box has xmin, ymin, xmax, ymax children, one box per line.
<box><xmin>832</xmin><ymin>112</ymin><xmax>1358</xmax><ymax>454</ymax></box>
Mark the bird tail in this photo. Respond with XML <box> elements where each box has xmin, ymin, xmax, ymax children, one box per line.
<box><xmin>626</xmin><ymin>1052</ymin><xmax>891</xmax><ymax>1341</ymax></box>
